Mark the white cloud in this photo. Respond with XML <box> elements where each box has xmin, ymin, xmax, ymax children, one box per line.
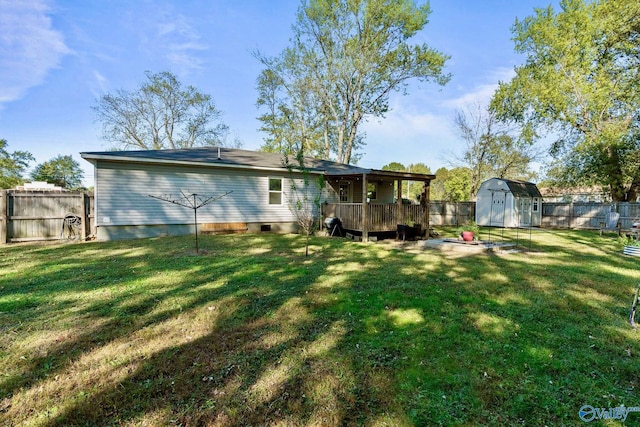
<box><xmin>363</xmin><ymin>108</ymin><xmax>449</xmax><ymax>141</ymax></box>
<box><xmin>157</xmin><ymin>14</ymin><xmax>207</xmax><ymax>74</ymax></box>
<box><xmin>0</xmin><ymin>0</ymin><xmax>70</xmax><ymax>104</ymax></box>
<box><xmin>130</xmin><ymin>3</ymin><xmax>207</xmax><ymax>76</ymax></box>
<box><xmin>443</xmin><ymin>67</ymin><xmax>515</xmax><ymax>110</ymax></box>
<box><xmin>91</xmin><ymin>69</ymin><xmax>108</xmax><ymax>94</ymax></box>
<box><xmin>363</xmin><ymin>66</ymin><xmax>516</xmax><ymax>144</ymax></box>
<box><xmin>358</xmin><ymin>67</ymin><xmax>518</xmax><ymax>169</ymax></box>
<box><xmin>359</xmin><ymin>99</ymin><xmax>457</xmax><ymax>169</ymax></box>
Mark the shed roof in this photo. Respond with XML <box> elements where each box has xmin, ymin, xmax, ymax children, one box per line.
<box><xmin>501</xmin><ymin>178</ymin><xmax>542</xmax><ymax>198</ymax></box>
<box><xmin>81</xmin><ymin>147</ymin><xmax>436</xmax><ymax>182</ymax></box>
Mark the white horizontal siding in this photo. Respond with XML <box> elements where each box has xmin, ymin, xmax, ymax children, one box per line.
<box><xmin>95</xmin><ymin>161</ymin><xmax>332</xmax><ymax>226</ymax></box>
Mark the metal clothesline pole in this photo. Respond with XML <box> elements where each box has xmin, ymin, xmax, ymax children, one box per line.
<box><xmin>488</xmin><ymin>191</ymin><xmax>494</xmax><ymax>244</ymax></box>
<box><xmin>487</xmin><ymin>188</ymin><xmax>508</xmax><ymax>243</ymax></box>
<box><xmin>149</xmin><ymin>190</ymin><xmax>233</xmax><ymax>253</ymax></box>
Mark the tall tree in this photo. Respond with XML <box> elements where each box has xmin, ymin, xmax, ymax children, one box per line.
<box><xmin>405</xmin><ymin>163</ymin><xmax>431</xmax><ymax>200</ymax></box>
<box><xmin>0</xmin><ymin>139</ymin><xmax>34</xmax><ymax>189</ymax></box>
<box><xmin>453</xmin><ymin>101</ymin><xmax>540</xmax><ymax>196</ymax></box>
<box><xmin>443</xmin><ymin>167</ymin><xmax>472</xmax><ymax>202</ymax></box>
<box><xmin>490</xmin><ymin>0</ymin><xmax>640</xmax><ymax>201</ymax></box>
<box><xmin>381</xmin><ymin>162</ymin><xmax>407</xmax><ymax>172</ymax></box>
<box><xmin>31</xmin><ymin>155</ymin><xmax>84</xmax><ymax>189</ymax></box>
<box><xmin>283</xmin><ymin>151</ymin><xmax>326</xmax><ymax>257</ymax></box>
<box><xmin>381</xmin><ymin>161</ymin><xmax>432</xmax><ymax>200</ymax></box>
<box><xmin>256</xmin><ymin>0</ymin><xmax>450</xmax><ymax>163</ymax></box>
<box><xmin>430</xmin><ymin>167</ymin><xmax>449</xmax><ymax>200</ymax></box>
<box><xmin>93</xmin><ymin>71</ymin><xmax>232</xmax><ymax>150</ymax></box>
<box><xmin>256</xmin><ymin>62</ymin><xmax>327</xmax><ymax>157</ymax></box>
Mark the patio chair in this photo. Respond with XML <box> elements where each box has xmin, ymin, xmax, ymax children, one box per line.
<box><xmin>599</xmin><ymin>211</ymin><xmax>621</xmax><ymax>236</ymax></box>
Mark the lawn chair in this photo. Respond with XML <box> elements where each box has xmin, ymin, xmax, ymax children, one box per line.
<box><xmin>599</xmin><ymin>212</ymin><xmax>621</xmax><ymax>236</ymax></box>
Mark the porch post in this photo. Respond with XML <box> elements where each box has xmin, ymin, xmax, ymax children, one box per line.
<box><xmin>424</xmin><ymin>182</ymin><xmax>431</xmax><ymax>240</ymax></box>
<box><xmin>0</xmin><ymin>190</ymin><xmax>7</xmax><ymax>244</ymax></box>
<box><xmin>362</xmin><ymin>173</ymin><xmax>369</xmax><ymax>242</ymax></box>
<box><xmin>80</xmin><ymin>192</ymin><xmax>87</xmax><ymax>241</ymax></box>
<box><xmin>397</xmin><ymin>179</ymin><xmax>403</xmax><ymax>226</ymax></box>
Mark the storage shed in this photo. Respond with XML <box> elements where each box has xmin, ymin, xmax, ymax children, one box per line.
<box><xmin>475</xmin><ymin>178</ymin><xmax>542</xmax><ymax>228</ymax></box>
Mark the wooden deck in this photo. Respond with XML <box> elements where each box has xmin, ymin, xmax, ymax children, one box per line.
<box><xmin>323</xmin><ymin>203</ymin><xmax>428</xmax><ymax>232</ymax></box>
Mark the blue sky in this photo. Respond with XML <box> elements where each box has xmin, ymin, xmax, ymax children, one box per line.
<box><xmin>0</xmin><ymin>0</ymin><xmax>556</xmax><ymax>187</ymax></box>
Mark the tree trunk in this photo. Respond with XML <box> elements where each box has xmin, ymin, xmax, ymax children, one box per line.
<box><xmin>323</xmin><ymin>123</ymin><xmax>330</xmax><ymax>160</ymax></box>
<box><xmin>606</xmin><ymin>147</ymin><xmax>630</xmax><ymax>201</ymax></box>
<box><xmin>627</xmin><ymin>172</ymin><xmax>640</xmax><ymax>202</ymax></box>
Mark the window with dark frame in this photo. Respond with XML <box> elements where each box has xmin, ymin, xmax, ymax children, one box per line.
<box><xmin>269</xmin><ymin>177</ymin><xmax>282</xmax><ymax>205</ymax></box>
<box><xmin>339</xmin><ymin>182</ymin><xmax>350</xmax><ymax>203</ymax></box>
<box><xmin>367</xmin><ymin>183</ymin><xmax>377</xmax><ymax>201</ymax></box>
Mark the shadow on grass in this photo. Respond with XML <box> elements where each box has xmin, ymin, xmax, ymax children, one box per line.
<box><xmin>1</xmin><ymin>231</ymin><xmax>639</xmax><ymax>426</ymax></box>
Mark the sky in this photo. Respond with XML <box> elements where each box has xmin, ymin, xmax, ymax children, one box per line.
<box><xmin>0</xmin><ymin>0</ymin><xmax>558</xmax><ymax>187</ymax></box>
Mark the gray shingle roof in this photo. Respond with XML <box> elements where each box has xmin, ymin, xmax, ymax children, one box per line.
<box><xmin>81</xmin><ymin>147</ymin><xmax>436</xmax><ymax>181</ymax></box>
<box><xmin>502</xmin><ymin>179</ymin><xmax>542</xmax><ymax>198</ymax></box>
<box><xmin>81</xmin><ymin>147</ymin><xmax>370</xmax><ymax>175</ymax></box>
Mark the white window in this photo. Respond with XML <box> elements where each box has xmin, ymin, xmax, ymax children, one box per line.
<box><xmin>269</xmin><ymin>177</ymin><xmax>282</xmax><ymax>205</ymax></box>
<box><xmin>532</xmin><ymin>197</ymin><xmax>540</xmax><ymax>212</ymax></box>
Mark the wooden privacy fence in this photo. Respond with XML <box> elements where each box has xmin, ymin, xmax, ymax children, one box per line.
<box><xmin>324</xmin><ymin>201</ymin><xmax>639</xmax><ymax>233</ymax></box>
<box><xmin>542</xmin><ymin>202</ymin><xmax>640</xmax><ymax>230</ymax></box>
<box><xmin>0</xmin><ymin>190</ymin><xmax>95</xmax><ymax>244</ymax></box>
<box><xmin>428</xmin><ymin>201</ymin><xmax>475</xmax><ymax>226</ymax></box>
<box><xmin>2</xmin><ymin>193</ymin><xmax>638</xmax><ymax>244</ymax></box>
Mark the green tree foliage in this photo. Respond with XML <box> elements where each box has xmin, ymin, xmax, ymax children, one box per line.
<box><xmin>31</xmin><ymin>155</ymin><xmax>84</xmax><ymax>189</ymax></box>
<box><xmin>256</xmin><ymin>0</ymin><xmax>450</xmax><ymax>163</ymax></box>
<box><xmin>491</xmin><ymin>0</ymin><xmax>640</xmax><ymax>201</ymax></box>
<box><xmin>0</xmin><ymin>139</ymin><xmax>34</xmax><ymax>189</ymax></box>
<box><xmin>407</xmin><ymin>163</ymin><xmax>431</xmax><ymax>176</ymax></box>
<box><xmin>381</xmin><ymin>162</ymin><xmax>406</xmax><ymax>172</ymax></box>
<box><xmin>283</xmin><ymin>151</ymin><xmax>326</xmax><ymax>257</ymax></box>
<box><xmin>405</xmin><ymin>163</ymin><xmax>431</xmax><ymax>201</ymax></box>
<box><xmin>454</xmin><ymin>101</ymin><xmax>540</xmax><ymax>196</ymax></box>
<box><xmin>381</xmin><ymin>161</ymin><xmax>431</xmax><ymax>200</ymax></box>
<box><xmin>256</xmin><ymin>64</ymin><xmax>327</xmax><ymax>158</ymax></box>
<box><xmin>430</xmin><ymin>167</ymin><xmax>448</xmax><ymax>200</ymax></box>
<box><xmin>443</xmin><ymin>167</ymin><xmax>472</xmax><ymax>202</ymax></box>
<box><xmin>94</xmin><ymin>71</ymin><xmax>233</xmax><ymax>150</ymax></box>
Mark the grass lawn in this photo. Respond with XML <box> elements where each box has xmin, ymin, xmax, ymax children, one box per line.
<box><xmin>1</xmin><ymin>229</ymin><xmax>638</xmax><ymax>426</ymax></box>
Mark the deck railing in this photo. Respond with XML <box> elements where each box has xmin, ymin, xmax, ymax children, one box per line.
<box><xmin>323</xmin><ymin>203</ymin><xmax>427</xmax><ymax>232</ymax></box>
<box><xmin>324</xmin><ymin>203</ymin><xmax>363</xmax><ymax>230</ymax></box>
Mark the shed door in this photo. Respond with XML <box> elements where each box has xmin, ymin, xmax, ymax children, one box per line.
<box><xmin>490</xmin><ymin>191</ymin><xmax>506</xmax><ymax>226</ymax></box>
<box><xmin>520</xmin><ymin>198</ymin><xmax>532</xmax><ymax>226</ymax></box>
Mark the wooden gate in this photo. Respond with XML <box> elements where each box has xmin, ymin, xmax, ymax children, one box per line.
<box><xmin>0</xmin><ymin>190</ymin><xmax>95</xmax><ymax>243</ymax></box>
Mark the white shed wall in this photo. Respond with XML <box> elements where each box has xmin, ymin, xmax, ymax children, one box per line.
<box><xmin>476</xmin><ymin>179</ymin><xmax>514</xmax><ymax>227</ymax></box>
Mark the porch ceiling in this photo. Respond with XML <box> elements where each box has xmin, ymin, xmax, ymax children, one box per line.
<box><xmin>326</xmin><ymin>168</ymin><xmax>435</xmax><ymax>182</ymax></box>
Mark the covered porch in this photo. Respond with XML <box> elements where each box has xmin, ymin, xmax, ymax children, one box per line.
<box><xmin>323</xmin><ymin>169</ymin><xmax>435</xmax><ymax>241</ymax></box>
